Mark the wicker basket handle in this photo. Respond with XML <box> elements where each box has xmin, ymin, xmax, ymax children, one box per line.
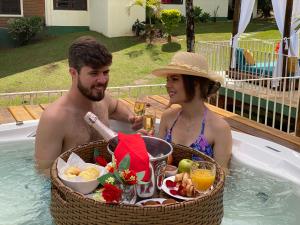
<box><xmin>52</xmin><ymin>188</ymin><xmax>69</xmax><ymax>206</ymax></box>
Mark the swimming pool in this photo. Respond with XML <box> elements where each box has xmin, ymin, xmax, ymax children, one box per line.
<box><xmin>0</xmin><ymin>121</ymin><xmax>300</xmax><ymax>225</ymax></box>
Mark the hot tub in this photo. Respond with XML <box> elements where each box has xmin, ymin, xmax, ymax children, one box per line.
<box><xmin>0</xmin><ymin>121</ymin><xmax>299</xmax><ymax>225</ymax></box>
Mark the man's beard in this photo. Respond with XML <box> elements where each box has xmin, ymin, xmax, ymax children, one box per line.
<box><xmin>77</xmin><ymin>78</ymin><xmax>107</xmax><ymax>101</ymax></box>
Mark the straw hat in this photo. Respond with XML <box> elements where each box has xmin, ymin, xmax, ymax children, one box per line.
<box><xmin>152</xmin><ymin>51</ymin><xmax>224</xmax><ymax>84</ymax></box>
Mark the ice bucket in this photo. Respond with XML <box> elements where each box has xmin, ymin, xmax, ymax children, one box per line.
<box><xmin>107</xmin><ymin>136</ymin><xmax>173</xmax><ymax>198</ymax></box>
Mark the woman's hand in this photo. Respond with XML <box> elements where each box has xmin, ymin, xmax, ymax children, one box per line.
<box><xmin>136</xmin><ymin>128</ymin><xmax>155</xmax><ymax>136</ymax></box>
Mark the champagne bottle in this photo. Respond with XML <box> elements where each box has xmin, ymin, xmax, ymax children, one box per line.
<box><xmin>84</xmin><ymin>112</ymin><xmax>118</xmax><ymax>148</ymax></box>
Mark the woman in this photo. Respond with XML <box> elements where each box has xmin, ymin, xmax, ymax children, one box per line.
<box><xmin>152</xmin><ymin>51</ymin><xmax>232</xmax><ymax>174</ymax></box>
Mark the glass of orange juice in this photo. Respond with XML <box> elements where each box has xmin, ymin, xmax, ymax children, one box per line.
<box><xmin>190</xmin><ymin>161</ymin><xmax>216</xmax><ymax>193</ymax></box>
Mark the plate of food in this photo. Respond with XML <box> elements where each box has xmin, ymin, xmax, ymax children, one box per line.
<box><xmin>135</xmin><ymin>198</ymin><xmax>177</xmax><ymax>206</ymax></box>
<box><xmin>161</xmin><ymin>173</ymin><xmax>197</xmax><ymax>201</ymax></box>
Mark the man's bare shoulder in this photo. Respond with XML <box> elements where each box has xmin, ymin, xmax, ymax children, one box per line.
<box><xmin>40</xmin><ymin>97</ymin><xmax>70</xmax><ymax>123</ymax></box>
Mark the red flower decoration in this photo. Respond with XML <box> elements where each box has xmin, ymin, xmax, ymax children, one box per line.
<box><xmin>120</xmin><ymin>169</ymin><xmax>137</xmax><ymax>185</ymax></box>
<box><xmin>106</xmin><ymin>165</ymin><xmax>114</xmax><ymax>173</ymax></box>
<box><xmin>95</xmin><ymin>156</ymin><xmax>108</xmax><ymax>167</ymax></box>
<box><xmin>102</xmin><ymin>184</ymin><xmax>122</xmax><ymax>203</ymax></box>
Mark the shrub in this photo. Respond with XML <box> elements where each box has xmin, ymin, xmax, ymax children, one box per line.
<box><xmin>132</xmin><ymin>19</ymin><xmax>146</xmax><ymax>37</ymax></box>
<box><xmin>193</xmin><ymin>6</ymin><xmax>203</xmax><ymax>22</ymax></box>
<box><xmin>258</xmin><ymin>0</ymin><xmax>272</xmax><ymax>18</ymax></box>
<box><xmin>160</xmin><ymin>9</ymin><xmax>181</xmax><ymax>43</ymax></box>
<box><xmin>180</xmin><ymin>15</ymin><xmax>186</xmax><ymax>23</ymax></box>
<box><xmin>7</xmin><ymin>16</ymin><xmax>44</xmax><ymax>46</ymax></box>
<box><xmin>199</xmin><ymin>12</ymin><xmax>211</xmax><ymax>23</ymax></box>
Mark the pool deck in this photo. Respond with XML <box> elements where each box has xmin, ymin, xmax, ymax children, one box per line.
<box><xmin>0</xmin><ymin>95</ymin><xmax>299</xmax><ymax>152</ymax></box>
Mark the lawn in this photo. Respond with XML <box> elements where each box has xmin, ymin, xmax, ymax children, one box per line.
<box><xmin>0</xmin><ymin>19</ymin><xmax>280</xmax><ymax>93</ymax></box>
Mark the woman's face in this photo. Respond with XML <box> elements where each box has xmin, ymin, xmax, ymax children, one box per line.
<box><xmin>166</xmin><ymin>74</ymin><xmax>187</xmax><ymax>104</ymax></box>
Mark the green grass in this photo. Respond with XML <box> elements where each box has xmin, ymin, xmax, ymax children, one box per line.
<box><xmin>0</xmin><ymin>19</ymin><xmax>280</xmax><ymax>93</ymax></box>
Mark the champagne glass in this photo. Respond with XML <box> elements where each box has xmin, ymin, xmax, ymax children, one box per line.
<box><xmin>190</xmin><ymin>161</ymin><xmax>216</xmax><ymax>194</ymax></box>
<box><xmin>134</xmin><ymin>101</ymin><xmax>146</xmax><ymax>116</ymax></box>
<box><xmin>143</xmin><ymin>108</ymin><xmax>156</xmax><ymax>132</ymax></box>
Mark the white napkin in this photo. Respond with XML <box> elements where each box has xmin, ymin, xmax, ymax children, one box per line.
<box><xmin>57</xmin><ymin>153</ymin><xmax>94</xmax><ymax>182</ymax></box>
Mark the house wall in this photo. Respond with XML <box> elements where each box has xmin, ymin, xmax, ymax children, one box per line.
<box><xmin>0</xmin><ymin>0</ymin><xmax>44</xmax><ymax>27</ymax></box>
<box><xmin>89</xmin><ymin>0</ymin><xmax>145</xmax><ymax>38</ymax></box>
<box><xmin>89</xmin><ymin>0</ymin><xmax>108</xmax><ymax>36</ymax></box>
<box><xmin>161</xmin><ymin>0</ymin><xmax>229</xmax><ymax>18</ymax></box>
<box><xmin>45</xmin><ymin>0</ymin><xmax>89</xmax><ymax>26</ymax></box>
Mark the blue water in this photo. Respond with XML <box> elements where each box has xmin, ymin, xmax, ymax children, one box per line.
<box><xmin>0</xmin><ymin>140</ymin><xmax>52</xmax><ymax>225</ymax></box>
<box><xmin>0</xmin><ymin>140</ymin><xmax>299</xmax><ymax>225</ymax></box>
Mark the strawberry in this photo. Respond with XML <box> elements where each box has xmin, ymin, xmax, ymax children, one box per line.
<box><xmin>170</xmin><ymin>190</ymin><xmax>178</xmax><ymax>195</ymax></box>
<box><xmin>166</xmin><ymin>180</ymin><xmax>177</xmax><ymax>188</ymax></box>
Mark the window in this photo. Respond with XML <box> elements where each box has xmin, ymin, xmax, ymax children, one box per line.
<box><xmin>53</xmin><ymin>0</ymin><xmax>87</xmax><ymax>11</ymax></box>
<box><xmin>0</xmin><ymin>0</ymin><xmax>21</xmax><ymax>15</ymax></box>
<box><xmin>161</xmin><ymin>0</ymin><xmax>183</xmax><ymax>4</ymax></box>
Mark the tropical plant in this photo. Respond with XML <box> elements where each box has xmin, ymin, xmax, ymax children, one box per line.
<box><xmin>131</xmin><ymin>0</ymin><xmax>162</xmax><ymax>44</ymax></box>
<box><xmin>160</xmin><ymin>9</ymin><xmax>181</xmax><ymax>43</ymax></box>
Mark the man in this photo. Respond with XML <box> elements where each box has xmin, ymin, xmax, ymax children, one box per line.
<box><xmin>35</xmin><ymin>36</ymin><xmax>141</xmax><ymax>175</ymax></box>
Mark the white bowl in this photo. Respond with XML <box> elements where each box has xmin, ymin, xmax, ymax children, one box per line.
<box><xmin>58</xmin><ymin>163</ymin><xmax>105</xmax><ymax>194</ymax></box>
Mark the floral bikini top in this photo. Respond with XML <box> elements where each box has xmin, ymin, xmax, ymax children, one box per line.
<box><xmin>164</xmin><ymin>108</ymin><xmax>214</xmax><ymax>159</ymax></box>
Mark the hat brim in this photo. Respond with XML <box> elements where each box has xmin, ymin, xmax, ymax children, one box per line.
<box><xmin>152</xmin><ymin>65</ymin><xmax>224</xmax><ymax>84</ymax></box>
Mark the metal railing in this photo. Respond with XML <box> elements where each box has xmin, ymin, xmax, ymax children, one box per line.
<box><xmin>212</xmin><ymin>76</ymin><xmax>300</xmax><ymax>134</ymax></box>
<box><xmin>0</xmin><ymin>79</ymin><xmax>299</xmax><ymax>135</ymax></box>
<box><xmin>197</xmin><ymin>39</ymin><xmax>300</xmax><ymax>135</ymax></box>
<box><xmin>0</xmin><ymin>84</ymin><xmax>167</xmax><ymax>106</ymax></box>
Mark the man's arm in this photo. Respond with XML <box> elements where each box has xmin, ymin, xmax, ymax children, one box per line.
<box><xmin>35</xmin><ymin>110</ymin><xmax>65</xmax><ymax>176</ymax></box>
<box><xmin>106</xmin><ymin>94</ymin><xmax>142</xmax><ymax>130</ymax></box>
<box><xmin>107</xmin><ymin>94</ymin><xmax>134</xmax><ymax>122</ymax></box>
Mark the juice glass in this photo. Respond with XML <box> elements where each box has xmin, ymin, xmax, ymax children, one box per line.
<box><xmin>190</xmin><ymin>161</ymin><xmax>216</xmax><ymax>193</ymax></box>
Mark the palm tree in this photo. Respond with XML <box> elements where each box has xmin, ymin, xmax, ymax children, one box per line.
<box><xmin>186</xmin><ymin>0</ymin><xmax>195</xmax><ymax>52</ymax></box>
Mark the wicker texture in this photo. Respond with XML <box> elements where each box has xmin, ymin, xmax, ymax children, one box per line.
<box><xmin>51</xmin><ymin>140</ymin><xmax>225</xmax><ymax>225</ymax></box>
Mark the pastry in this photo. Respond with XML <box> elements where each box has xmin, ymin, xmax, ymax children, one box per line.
<box><xmin>64</xmin><ymin>166</ymin><xmax>81</xmax><ymax>178</ymax></box>
<box><xmin>142</xmin><ymin>200</ymin><xmax>161</xmax><ymax>206</ymax></box>
<box><xmin>162</xmin><ymin>199</ymin><xmax>177</xmax><ymax>205</ymax></box>
<box><xmin>79</xmin><ymin>167</ymin><xmax>99</xmax><ymax>181</ymax></box>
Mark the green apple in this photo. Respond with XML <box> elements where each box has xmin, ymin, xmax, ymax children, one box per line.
<box><xmin>178</xmin><ymin>159</ymin><xmax>193</xmax><ymax>173</ymax></box>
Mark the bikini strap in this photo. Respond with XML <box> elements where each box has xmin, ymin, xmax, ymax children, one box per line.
<box><xmin>169</xmin><ymin>111</ymin><xmax>181</xmax><ymax>132</ymax></box>
<box><xmin>200</xmin><ymin>108</ymin><xmax>208</xmax><ymax>135</ymax></box>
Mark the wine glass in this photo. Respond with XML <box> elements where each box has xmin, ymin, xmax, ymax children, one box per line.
<box><xmin>142</xmin><ymin>108</ymin><xmax>156</xmax><ymax>132</ymax></box>
<box><xmin>134</xmin><ymin>101</ymin><xmax>146</xmax><ymax>116</ymax></box>
<box><xmin>190</xmin><ymin>161</ymin><xmax>216</xmax><ymax>194</ymax></box>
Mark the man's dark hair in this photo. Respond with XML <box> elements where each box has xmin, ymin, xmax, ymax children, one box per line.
<box><xmin>182</xmin><ymin>75</ymin><xmax>220</xmax><ymax>101</ymax></box>
<box><xmin>68</xmin><ymin>36</ymin><xmax>112</xmax><ymax>73</ymax></box>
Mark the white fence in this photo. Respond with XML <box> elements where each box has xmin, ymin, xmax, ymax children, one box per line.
<box><xmin>197</xmin><ymin>40</ymin><xmax>300</xmax><ymax>81</ymax></box>
<box><xmin>0</xmin><ymin>79</ymin><xmax>299</xmax><ymax>135</ymax></box>
<box><xmin>197</xmin><ymin>39</ymin><xmax>300</xmax><ymax>135</ymax></box>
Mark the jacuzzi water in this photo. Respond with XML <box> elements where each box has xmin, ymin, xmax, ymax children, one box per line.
<box><xmin>0</xmin><ymin>121</ymin><xmax>300</xmax><ymax>225</ymax></box>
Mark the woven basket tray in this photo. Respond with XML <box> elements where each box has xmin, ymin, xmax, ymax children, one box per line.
<box><xmin>51</xmin><ymin>140</ymin><xmax>225</xmax><ymax>225</ymax></box>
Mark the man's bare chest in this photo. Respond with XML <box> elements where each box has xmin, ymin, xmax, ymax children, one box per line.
<box><xmin>62</xmin><ymin>111</ymin><xmax>109</xmax><ymax>152</ymax></box>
